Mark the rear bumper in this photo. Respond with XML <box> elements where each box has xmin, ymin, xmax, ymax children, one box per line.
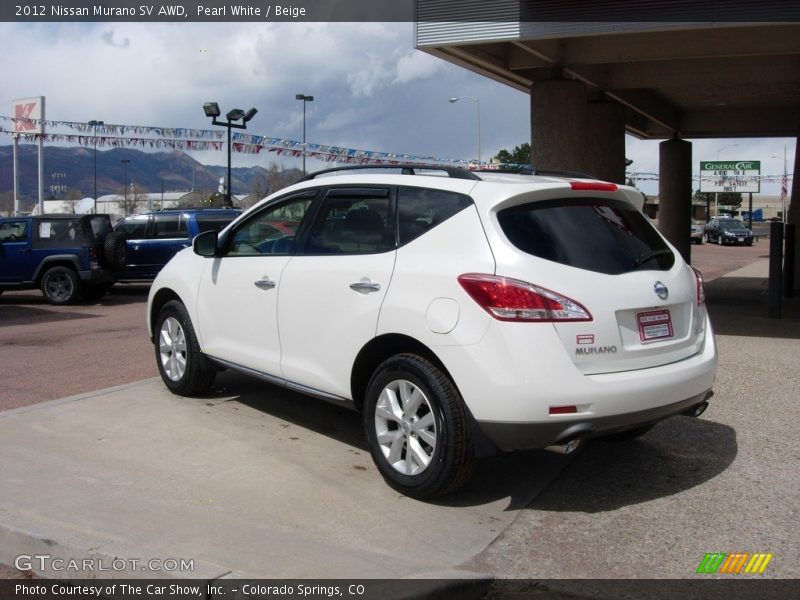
<box><xmin>477</xmin><ymin>389</ymin><xmax>713</xmax><ymax>451</ymax></box>
<box><xmin>78</xmin><ymin>269</ymin><xmax>116</xmax><ymax>284</ymax></box>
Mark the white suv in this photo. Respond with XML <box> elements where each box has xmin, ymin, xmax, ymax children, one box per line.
<box><xmin>147</xmin><ymin>166</ymin><xmax>717</xmax><ymax>499</ymax></box>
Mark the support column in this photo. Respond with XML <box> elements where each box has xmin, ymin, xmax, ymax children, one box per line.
<box><xmin>788</xmin><ymin>136</ymin><xmax>800</xmax><ymax>292</ymax></box>
<box><xmin>530</xmin><ymin>79</ymin><xmax>589</xmax><ymax>175</ymax></box>
<box><xmin>659</xmin><ymin>138</ymin><xmax>693</xmax><ymax>264</ymax></box>
<box><xmin>586</xmin><ymin>101</ymin><xmax>626</xmax><ymax>184</ymax></box>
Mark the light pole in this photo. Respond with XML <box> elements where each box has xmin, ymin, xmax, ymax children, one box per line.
<box><xmin>120</xmin><ymin>159</ymin><xmax>130</xmax><ymax>215</ymax></box>
<box><xmin>295</xmin><ymin>94</ymin><xmax>314</xmax><ymax>173</ymax></box>
<box><xmin>714</xmin><ymin>143</ymin><xmax>739</xmax><ymax>216</ymax></box>
<box><xmin>448</xmin><ymin>96</ymin><xmax>481</xmax><ymax>165</ymax></box>
<box><xmin>203</xmin><ymin>102</ymin><xmax>258</xmax><ymax>206</ymax></box>
<box><xmin>88</xmin><ymin>119</ymin><xmax>104</xmax><ymax>213</ymax></box>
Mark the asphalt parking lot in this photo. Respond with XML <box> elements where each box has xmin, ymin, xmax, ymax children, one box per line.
<box><xmin>1</xmin><ymin>243</ymin><xmax>799</xmax><ymax>595</ymax></box>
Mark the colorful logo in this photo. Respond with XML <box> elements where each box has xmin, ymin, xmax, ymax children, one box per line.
<box><xmin>696</xmin><ymin>552</ymin><xmax>773</xmax><ymax>574</ymax></box>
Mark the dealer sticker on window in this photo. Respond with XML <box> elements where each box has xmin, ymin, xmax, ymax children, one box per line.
<box><xmin>637</xmin><ymin>309</ymin><xmax>674</xmax><ymax>342</ymax></box>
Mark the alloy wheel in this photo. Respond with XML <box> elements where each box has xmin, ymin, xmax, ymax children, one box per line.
<box><xmin>374</xmin><ymin>379</ymin><xmax>437</xmax><ymax>476</ymax></box>
<box><xmin>159</xmin><ymin>316</ymin><xmax>187</xmax><ymax>382</ymax></box>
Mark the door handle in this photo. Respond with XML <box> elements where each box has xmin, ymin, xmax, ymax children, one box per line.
<box><xmin>254</xmin><ymin>277</ymin><xmax>276</xmax><ymax>290</ymax></box>
<box><xmin>349</xmin><ymin>279</ymin><xmax>381</xmax><ymax>293</ymax></box>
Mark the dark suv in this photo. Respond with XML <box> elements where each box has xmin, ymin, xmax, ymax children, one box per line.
<box><xmin>114</xmin><ymin>208</ymin><xmax>241</xmax><ymax>281</ymax></box>
<box><xmin>0</xmin><ymin>214</ymin><xmax>125</xmax><ymax>304</ymax></box>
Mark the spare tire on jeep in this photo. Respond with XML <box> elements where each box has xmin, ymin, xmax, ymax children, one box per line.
<box><xmin>104</xmin><ymin>232</ymin><xmax>128</xmax><ymax>270</ymax></box>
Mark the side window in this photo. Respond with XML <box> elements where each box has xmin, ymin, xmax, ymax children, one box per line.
<box><xmin>0</xmin><ymin>221</ymin><xmax>28</xmax><ymax>242</ymax></box>
<box><xmin>397</xmin><ymin>186</ymin><xmax>472</xmax><ymax>245</ymax></box>
<box><xmin>227</xmin><ymin>194</ymin><xmax>314</xmax><ymax>256</ymax></box>
<box><xmin>304</xmin><ymin>188</ymin><xmax>392</xmax><ymax>255</ymax></box>
<box><xmin>35</xmin><ymin>219</ymin><xmax>85</xmax><ymax>244</ymax></box>
<box><xmin>152</xmin><ymin>214</ymin><xmax>188</xmax><ymax>239</ymax></box>
<box><xmin>116</xmin><ymin>216</ymin><xmax>149</xmax><ymax>238</ymax></box>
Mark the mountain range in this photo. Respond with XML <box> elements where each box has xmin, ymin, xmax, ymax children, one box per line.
<box><xmin>0</xmin><ymin>144</ymin><xmax>300</xmax><ymax>211</ymax></box>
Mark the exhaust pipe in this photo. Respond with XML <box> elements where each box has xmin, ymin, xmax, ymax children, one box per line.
<box><xmin>687</xmin><ymin>401</ymin><xmax>709</xmax><ymax>417</ymax></box>
<box><xmin>544</xmin><ymin>438</ymin><xmax>582</xmax><ymax>455</ymax></box>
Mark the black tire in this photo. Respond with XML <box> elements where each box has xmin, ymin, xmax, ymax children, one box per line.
<box><xmin>363</xmin><ymin>353</ymin><xmax>475</xmax><ymax>499</ymax></box>
<box><xmin>81</xmin><ymin>282</ymin><xmax>113</xmax><ymax>301</ymax></box>
<box><xmin>103</xmin><ymin>232</ymin><xmax>128</xmax><ymax>271</ymax></box>
<box><xmin>40</xmin><ymin>266</ymin><xmax>81</xmax><ymax>305</ymax></box>
<box><xmin>600</xmin><ymin>424</ymin><xmax>655</xmax><ymax>443</ymax></box>
<box><xmin>154</xmin><ymin>300</ymin><xmax>216</xmax><ymax>396</ymax></box>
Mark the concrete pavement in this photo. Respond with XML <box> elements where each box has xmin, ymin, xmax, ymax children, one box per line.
<box><xmin>1</xmin><ymin>258</ymin><xmax>798</xmax><ymax>589</ymax></box>
<box><xmin>0</xmin><ymin>374</ymin><xmax>568</xmax><ymax>580</ymax></box>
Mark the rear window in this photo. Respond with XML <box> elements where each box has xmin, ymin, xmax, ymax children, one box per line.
<box><xmin>497</xmin><ymin>199</ymin><xmax>674</xmax><ymax>275</ymax></box>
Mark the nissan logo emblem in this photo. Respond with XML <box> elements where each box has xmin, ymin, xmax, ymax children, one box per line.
<box><xmin>654</xmin><ymin>281</ymin><xmax>669</xmax><ymax>300</ymax></box>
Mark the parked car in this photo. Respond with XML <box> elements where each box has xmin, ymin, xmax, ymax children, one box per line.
<box><xmin>147</xmin><ymin>166</ymin><xmax>717</xmax><ymax>499</ymax></box>
<box><xmin>0</xmin><ymin>213</ymin><xmax>124</xmax><ymax>304</ymax></box>
<box><xmin>114</xmin><ymin>208</ymin><xmax>241</xmax><ymax>281</ymax></box>
<box><xmin>691</xmin><ymin>219</ymin><xmax>705</xmax><ymax>244</ymax></box>
<box><xmin>703</xmin><ymin>217</ymin><xmax>754</xmax><ymax>246</ymax></box>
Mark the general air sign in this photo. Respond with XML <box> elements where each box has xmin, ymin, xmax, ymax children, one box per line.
<box><xmin>699</xmin><ymin>161</ymin><xmax>761</xmax><ymax>193</ymax></box>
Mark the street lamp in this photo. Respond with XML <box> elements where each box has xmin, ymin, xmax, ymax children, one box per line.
<box><xmin>88</xmin><ymin>119</ymin><xmax>104</xmax><ymax>213</ymax></box>
<box><xmin>448</xmin><ymin>96</ymin><xmax>481</xmax><ymax>165</ymax></box>
<box><xmin>714</xmin><ymin>143</ymin><xmax>739</xmax><ymax>216</ymax></box>
<box><xmin>120</xmin><ymin>159</ymin><xmax>130</xmax><ymax>215</ymax></box>
<box><xmin>203</xmin><ymin>102</ymin><xmax>258</xmax><ymax>206</ymax></box>
<box><xmin>295</xmin><ymin>94</ymin><xmax>314</xmax><ymax>173</ymax></box>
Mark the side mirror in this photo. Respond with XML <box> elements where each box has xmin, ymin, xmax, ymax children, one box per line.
<box><xmin>193</xmin><ymin>230</ymin><xmax>219</xmax><ymax>257</ymax></box>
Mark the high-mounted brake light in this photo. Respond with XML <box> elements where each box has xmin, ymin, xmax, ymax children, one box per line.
<box><xmin>570</xmin><ymin>181</ymin><xmax>619</xmax><ymax>192</ymax></box>
<box><xmin>692</xmin><ymin>266</ymin><xmax>706</xmax><ymax>306</ymax></box>
<box><xmin>458</xmin><ymin>273</ymin><xmax>592</xmax><ymax>322</ymax></box>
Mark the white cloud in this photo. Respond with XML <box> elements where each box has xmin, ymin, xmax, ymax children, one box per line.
<box><xmin>393</xmin><ymin>51</ymin><xmax>443</xmax><ymax>84</ymax></box>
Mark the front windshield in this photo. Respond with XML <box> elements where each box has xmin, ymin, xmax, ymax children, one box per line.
<box><xmin>718</xmin><ymin>219</ymin><xmax>747</xmax><ymax>230</ymax></box>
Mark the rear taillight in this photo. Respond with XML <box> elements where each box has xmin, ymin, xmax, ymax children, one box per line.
<box><xmin>458</xmin><ymin>273</ymin><xmax>592</xmax><ymax>322</ymax></box>
<box><xmin>89</xmin><ymin>247</ymin><xmax>100</xmax><ymax>270</ymax></box>
<box><xmin>570</xmin><ymin>181</ymin><xmax>619</xmax><ymax>192</ymax></box>
<box><xmin>692</xmin><ymin>267</ymin><xmax>705</xmax><ymax>306</ymax></box>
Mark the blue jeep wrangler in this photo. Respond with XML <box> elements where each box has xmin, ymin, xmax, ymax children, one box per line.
<box><xmin>0</xmin><ymin>213</ymin><xmax>126</xmax><ymax>304</ymax></box>
<box><xmin>114</xmin><ymin>208</ymin><xmax>240</xmax><ymax>281</ymax></box>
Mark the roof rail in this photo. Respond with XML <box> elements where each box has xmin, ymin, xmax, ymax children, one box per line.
<box><xmin>471</xmin><ymin>167</ymin><xmax>598</xmax><ymax>179</ymax></box>
<box><xmin>300</xmin><ymin>164</ymin><xmax>481</xmax><ymax>181</ymax></box>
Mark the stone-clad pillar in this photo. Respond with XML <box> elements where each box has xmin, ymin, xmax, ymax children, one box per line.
<box><xmin>530</xmin><ymin>79</ymin><xmax>589</xmax><ymax>174</ymax></box>
<box><xmin>659</xmin><ymin>138</ymin><xmax>693</xmax><ymax>263</ymax></box>
<box><xmin>586</xmin><ymin>101</ymin><xmax>626</xmax><ymax>184</ymax></box>
<box><xmin>530</xmin><ymin>80</ymin><xmax>626</xmax><ymax>183</ymax></box>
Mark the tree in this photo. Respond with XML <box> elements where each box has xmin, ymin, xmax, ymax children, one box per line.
<box><xmin>116</xmin><ymin>184</ymin><xmax>143</xmax><ymax>216</ymax></box>
<box><xmin>265</xmin><ymin>164</ymin><xmax>302</xmax><ymax>196</ymax></box>
<box><xmin>493</xmin><ymin>143</ymin><xmax>531</xmax><ymax>166</ymax></box>
<box><xmin>0</xmin><ymin>191</ymin><xmax>14</xmax><ymax>217</ymax></box>
<box><xmin>694</xmin><ymin>189</ymin><xmax>743</xmax><ymax>210</ymax></box>
<box><xmin>59</xmin><ymin>188</ymin><xmax>84</xmax><ymax>213</ymax></box>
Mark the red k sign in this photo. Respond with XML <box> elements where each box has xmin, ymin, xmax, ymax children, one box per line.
<box><xmin>15</xmin><ymin>103</ymin><xmax>36</xmax><ymax>130</ymax></box>
<box><xmin>12</xmin><ymin>96</ymin><xmax>44</xmax><ymax>133</ymax></box>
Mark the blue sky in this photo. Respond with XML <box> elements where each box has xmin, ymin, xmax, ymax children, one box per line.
<box><xmin>0</xmin><ymin>21</ymin><xmax>794</xmax><ymax>196</ymax></box>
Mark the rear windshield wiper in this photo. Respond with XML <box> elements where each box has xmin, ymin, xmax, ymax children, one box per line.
<box><xmin>631</xmin><ymin>248</ymin><xmax>672</xmax><ymax>268</ymax></box>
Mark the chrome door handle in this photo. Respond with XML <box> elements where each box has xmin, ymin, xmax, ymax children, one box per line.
<box><xmin>349</xmin><ymin>280</ymin><xmax>381</xmax><ymax>293</ymax></box>
<box><xmin>254</xmin><ymin>277</ymin><xmax>276</xmax><ymax>290</ymax></box>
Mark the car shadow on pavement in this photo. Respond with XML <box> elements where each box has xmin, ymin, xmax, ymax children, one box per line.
<box><xmin>209</xmin><ymin>370</ymin><xmax>369</xmax><ymax>451</ymax></box>
<box><xmin>0</xmin><ymin>304</ymin><xmax>100</xmax><ymax>326</ymax></box>
<box><xmin>205</xmin><ymin>370</ymin><xmax>575</xmax><ymax>509</ymax></box>
<box><xmin>526</xmin><ymin>415</ymin><xmax>737</xmax><ymax>513</ymax></box>
<box><xmin>706</xmin><ymin>277</ymin><xmax>800</xmax><ymax>339</ymax></box>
